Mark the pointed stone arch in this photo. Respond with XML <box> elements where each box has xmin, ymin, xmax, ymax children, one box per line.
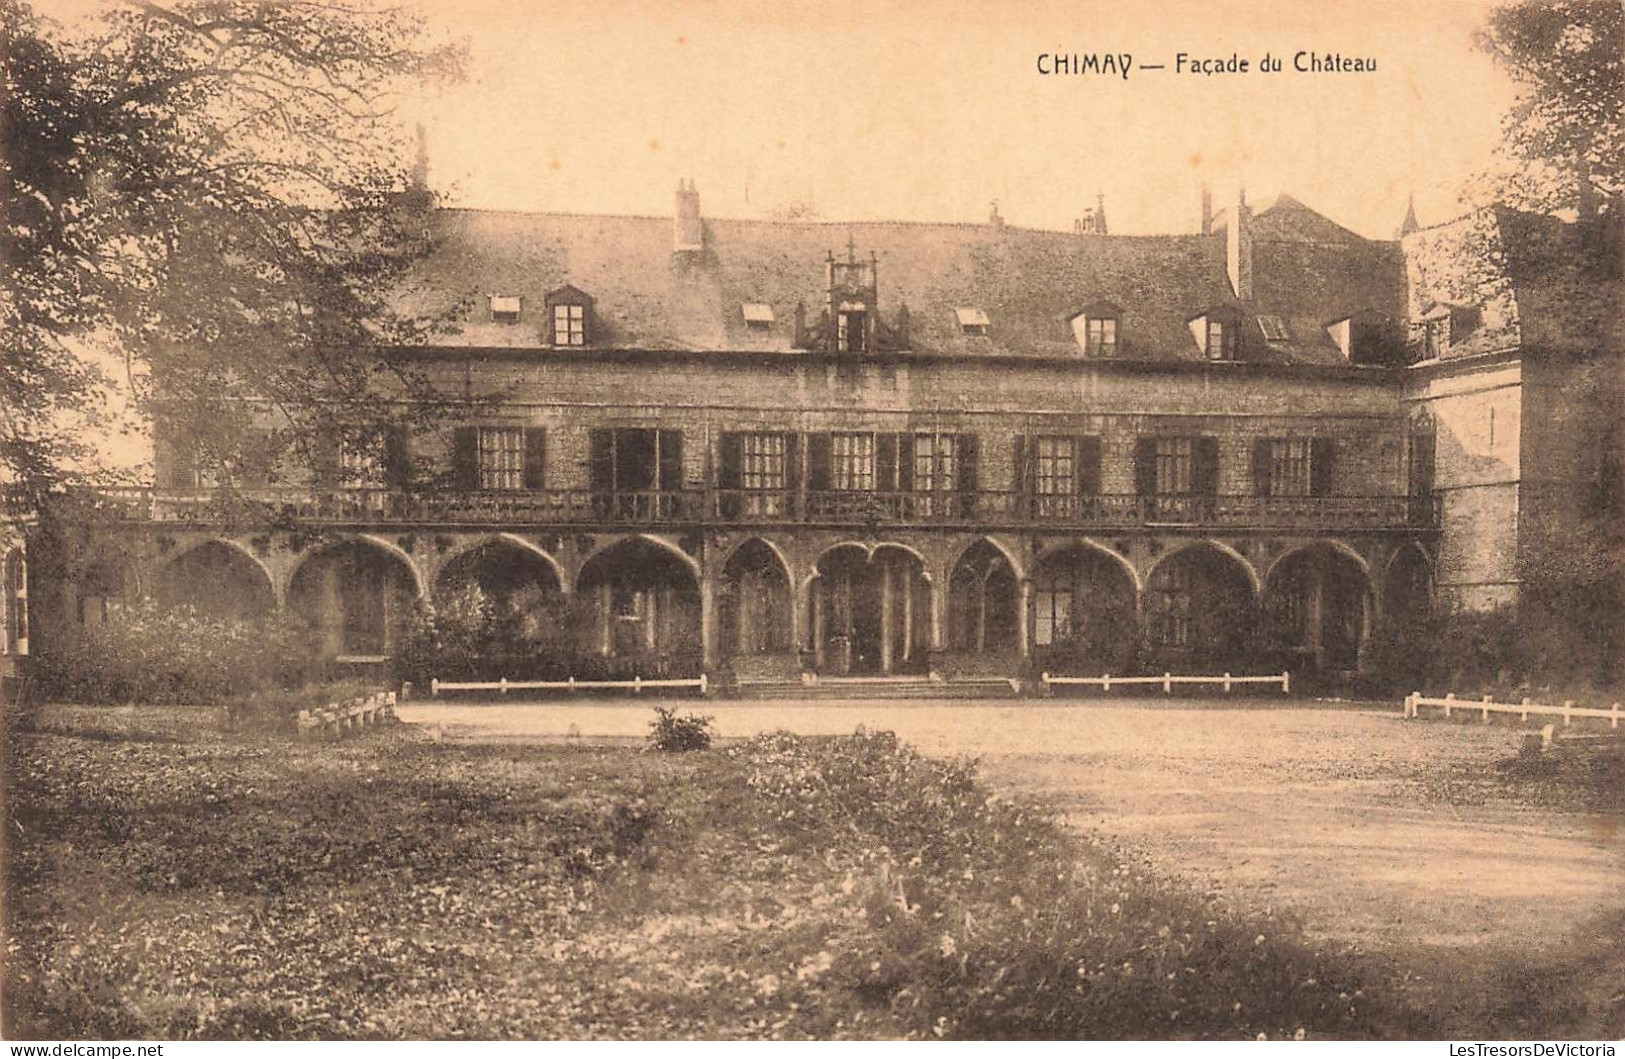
<box><xmin>1031</xmin><ymin>541</ymin><xmax>1141</xmax><ymax>674</ymax></box>
<box><xmin>439</xmin><ymin>533</ymin><xmax>567</xmax><ymax>596</ymax></box>
<box><xmin>577</xmin><ymin>533</ymin><xmax>702</xmax><ymax>588</ymax></box>
<box><xmin>287</xmin><ymin>536</ymin><xmax>424</xmax><ymax>659</ymax></box>
<box><xmin>157</xmin><ymin>539</ymin><xmax>277</xmax><ymax>619</ymax></box>
<box><xmin>1143</xmin><ymin>540</ymin><xmax>1259</xmax><ymax>668</ymax></box>
<box><xmin>1261</xmin><ymin>541</ymin><xmax>1374</xmax><ymax>672</ymax></box>
<box><xmin>720</xmin><ymin>537</ymin><xmax>795</xmax><ymax>658</ymax></box>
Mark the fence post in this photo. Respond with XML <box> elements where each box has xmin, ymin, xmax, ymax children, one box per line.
<box><xmin>635</xmin><ymin>674</ymin><xmax>642</xmax><ymax>694</ymax></box>
<box><xmin>1563</xmin><ymin>700</ymin><xmax>1573</xmax><ymax>727</ymax></box>
<box><xmin>1444</xmin><ymin>692</ymin><xmax>1454</xmax><ymax>718</ymax></box>
<box><xmin>1041</xmin><ymin>672</ymin><xmax>1050</xmax><ymax>691</ymax></box>
<box><xmin>1403</xmin><ymin>693</ymin><xmax>1414</xmax><ymax>718</ymax></box>
<box><xmin>431</xmin><ymin>677</ymin><xmax>440</xmax><ymax>697</ymax></box>
<box><xmin>1163</xmin><ymin>672</ymin><xmax>1172</xmax><ymax>694</ymax></box>
<box><xmin>1223</xmin><ymin>672</ymin><xmax>1232</xmax><ymax>693</ymax></box>
<box><xmin>1102</xmin><ymin>673</ymin><xmax>1111</xmax><ymax>692</ymax></box>
<box><xmin>1521</xmin><ymin>697</ymin><xmax>1531</xmax><ymax>722</ymax></box>
<box><xmin>569</xmin><ymin>676</ymin><xmax>576</xmax><ymax>694</ymax></box>
<box><xmin>1612</xmin><ymin>703</ymin><xmax>1620</xmax><ymax>731</ymax></box>
<box><xmin>699</xmin><ymin>672</ymin><xmax>708</xmax><ymax>696</ymax></box>
<box><xmin>1281</xmin><ymin>670</ymin><xmax>1290</xmax><ymax>695</ymax></box>
<box><xmin>1482</xmin><ymin>694</ymin><xmax>1492</xmax><ymax>723</ymax></box>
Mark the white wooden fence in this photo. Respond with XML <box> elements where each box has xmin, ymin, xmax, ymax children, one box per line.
<box><xmin>1403</xmin><ymin>692</ymin><xmax>1622</xmax><ymax>728</ymax></box>
<box><xmin>431</xmin><ymin>674</ymin><xmax>708</xmax><ymax>697</ymax></box>
<box><xmin>296</xmin><ymin>691</ymin><xmax>396</xmax><ymax>741</ymax></box>
<box><xmin>1041</xmin><ymin>671</ymin><xmax>1290</xmax><ymax>694</ymax></box>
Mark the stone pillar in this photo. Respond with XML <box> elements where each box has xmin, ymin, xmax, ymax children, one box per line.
<box><xmin>1305</xmin><ymin>566</ymin><xmax>1324</xmax><ymax>667</ymax></box>
<box><xmin>901</xmin><ymin>570</ymin><xmax>914</xmax><ymax>662</ymax></box>
<box><xmin>811</xmin><ymin>577</ymin><xmax>825</xmax><ymax>669</ymax></box>
<box><xmin>879</xmin><ymin>561</ymin><xmax>894</xmax><ymax>674</ymax></box>
<box><xmin>1018</xmin><ymin>578</ymin><xmax>1033</xmax><ymax>659</ymax></box>
<box><xmin>700</xmin><ymin>575</ymin><xmax>716</xmax><ymax>672</ymax></box>
<box><xmin>598</xmin><ymin>582</ymin><xmax>612</xmax><ymax>655</ymax></box>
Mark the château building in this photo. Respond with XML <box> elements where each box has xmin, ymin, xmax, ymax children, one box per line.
<box><xmin>7</xmin><ymin>180</ymin><xmax>1617</xmax><ymax>695</ymax></box>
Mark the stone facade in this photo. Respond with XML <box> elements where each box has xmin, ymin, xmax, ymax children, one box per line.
<box><xmin>26</xmin><ymin>188</ymin><xmax>1616</xmax><ymax>687</ymax></box>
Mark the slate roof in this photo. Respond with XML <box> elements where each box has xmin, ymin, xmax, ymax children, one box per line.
<box><xmin>393</xmin><ymin>195</ymin><xmax>1407</xmax><ymax>366</ymax></box>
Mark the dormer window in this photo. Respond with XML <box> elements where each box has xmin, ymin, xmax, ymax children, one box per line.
<box><xmin>1189</xmin><ymin>307</ymin><xmax>1240</xmax><ymax>361</ymax></box>
<box><xmin>1068</xmin><ymin>300</ymin><xmax>1122</xmax><ymax>356</ymax></box>
<box><xmin>490</xmin><ymin>295</ymin><xmax>521</xmax><ymax>324</ymax></box>
<box><xmin>742</xmin><ymin>303</ymin><xmax>775</xmax><ymax>332</ymax></box>
<box><xmin>1257</xmin><ymin>314</ymin><xmax>1288</xmax><ymax>342</ymax></box>
<box><xmin>955</xmin><ymin>307</ymin><xmax>990</xmax><ymax>337</ymax></box>
<box><xmin>544</xmin><ymin>285</ymin><xmax>594</xmax><ymax>347</ymax></box>
<box><xmin>1423</xmin><ymin>317</ymin><xmax>1449</xmax><ymax>359</ymax></box>
<box><xmin>837</xmin><ymin>306</ymin><xmax>867</xmax><ymax>352</ymax></box>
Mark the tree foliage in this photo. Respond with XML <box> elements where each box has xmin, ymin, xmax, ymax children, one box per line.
<box><xmin>1</xmin><ymin>0</ymin><xmax>464</xmax><ymax>509</ymax></box>
<box><xmin>1475</xmin><ymin>0</ymin><xmax>1624</xmax><ymax>214</ymax></box>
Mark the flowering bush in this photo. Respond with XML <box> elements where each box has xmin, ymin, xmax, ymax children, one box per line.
<box><xmin>36</xmin><ymin>603</ymin><xmax>323</xmax><ymax>706</ymax></box>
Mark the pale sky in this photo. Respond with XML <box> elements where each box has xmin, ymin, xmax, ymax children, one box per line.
<box><xmin>411</xmin><ymin>0</ymin><xmax>1521</xmax><ymax>239</ymax></box>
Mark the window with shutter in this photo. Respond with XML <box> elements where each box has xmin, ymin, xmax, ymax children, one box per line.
<box><xmin>1035</xmin><ymin>435</ymin><xmax>1074</xmax><ymax>518</ymax></box>
<box><xmin>523</xmin><ymin>428</ymin><xmax>547</xmax><ymax>491</ymax></box>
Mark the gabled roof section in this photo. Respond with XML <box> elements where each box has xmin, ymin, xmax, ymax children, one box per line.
<box><xmin>391</xmin><ymin>200</ymin><xmax>1407</xmax><ymax>365</ymax></box>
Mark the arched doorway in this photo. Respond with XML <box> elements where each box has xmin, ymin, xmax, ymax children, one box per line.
<box><xmin>1383</xmin><ymin>545</ymin><xmax>1433</xmax><ymax>626</ymax></box>
<box><xmin>435</xmin><ymin>538</ymin><xmax>565</xmax><ymax>652</ymax></box>
<box><xmin>948</xmin><ymin>540</ymin><xmax>1019</xmax><ymax>660</ymax></box>
<box><xmin>720</xmin><ymin>539</ymin><xmax>792</xmax><ymax>660</ymax></box>
<box><xmin>288</xmin><ymin>540</ymin><xmax>420</xmax><ymax>659</ymax></box>
<box><xmin>1145</xmin><ymin>543</ymin><xmax>1257</xmax><ymax>670</ymax></box>
<box><xmin>810</xmin><ymin>544</ymin><xmax>930</xmax><ymax>675</ymax></box>
<box><xmin>74</xmin><ymin>557</ymin><xmax>134</xmax><ymax>627</ymax></box>
<box><xmin>1030</xmin><ymin>544</ymin><xmax>1138</xmax><ymax>674</ymax></box>
<box><xmin>156</xmin><ymin>542</ymin><xmax>274</xmax><ymax>620</ymax></box>
<box><xmin>575</xmin><ymin>537</ymin><xmax>701</xmax><ymax>672</ymax></box>
<box><xmin>1263</xmin><ymin>544</ymin><xmax>1371</xmax><ymax>672</ymax></box>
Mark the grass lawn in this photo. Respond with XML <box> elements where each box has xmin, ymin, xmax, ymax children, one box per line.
<box><xmin>3</xmin><ymin>703</ymin><xmax>1619</xmax><ymax>1040</ymax></box>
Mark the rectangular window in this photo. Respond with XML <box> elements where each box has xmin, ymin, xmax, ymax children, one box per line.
<box><xmin>479</xmin><ymin>427</ymin><xmax>525</xmax><ymax>491</ymax></box>
<box><xmin>1269</xmin><ymin>439</ymin><xmax>1313</xmax><ymax>497</ymax></box>
<box><xmin>1155</xmin><ymin>438</ymin><xmax>1195</xmax><ymax>495</ymax></box>
<box><xmin>340</xmin><ymin>436</ymin><xmax>385</xmax><ymax>488</ymax></box>
<box><xmin>1086</xmin><ymin>317</ymin><xmax>1117</xmax><ymax>356</ymax></box>
<box><xmin>1257</xmin><ymin>314</ymin><xmax>1288</xmax><ymax>341</ymax></box>
<box><xmin>1035</xmin><ymin>585</ymin><xmax>1072</xmax><ymax>647</ymax></box>
<box><xmin>1206</xmin><ymin>320</ymin><xmax>1227</xmax><ymax>360</ymax></box>
<box><xmin>914</xmin><ymin>433</ymin><xmax>959</xmax><ymax>492</ymax></box>
<box><xmin>1034</xmin><ymin>435</ymin><xmax>1073</xmax><ymax>517</ymax></box>
<box><xmin>743</xmin><ymin>433</ymin><xmax>786</xmax><ymax>516</ymax></box>
<box><xmin>553</xmin><ymin>303</ymin><xmax>586</xmax><ymax>346</ymax></box>
<box><xmin>490</xmin><ymin>295</ymin><xmax>521</xmax><ymax>323</ymax></box>
<box><xmin>832</xmin><ymin>433</ymin><xmax>874</xmax><ymax>491</ymax></box>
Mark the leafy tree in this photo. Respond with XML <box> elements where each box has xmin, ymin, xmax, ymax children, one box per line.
<box><xmin>1474</xmin><ymin>0</ymin><xmax>1623</xmax><ymax>688</ymax></box>
<box><xmin>1</xmin><ymin>0</ymin><xmax>465</xmax><ymax>510</ymax></box>
<box><xmin>1475</xmin><ymin>0</ymin><xmax>1623</xmax><ymax>215</ymax></box>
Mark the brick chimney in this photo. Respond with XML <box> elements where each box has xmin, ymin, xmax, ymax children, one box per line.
<box><xmin>674</xmin><ymin>179</ymin><xmax>703</xmax><ymax>253</ymax></box>
<box><xmin>1226</xmin><ymin>187</ymin><xmax>1253</xmax><ymax>301</ymax></box>
<box><xmin>1200</xmin><ymin>184</ymin><xmax>1213</xmax><ymax>236</ymax></box>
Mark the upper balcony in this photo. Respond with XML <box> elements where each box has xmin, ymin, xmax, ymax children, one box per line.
<box><xmin>90</xmin><ymin>486</ymin><xmax>1441</xmax><ymax>533</ymax></box>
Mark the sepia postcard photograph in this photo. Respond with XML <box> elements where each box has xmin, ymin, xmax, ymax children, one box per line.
<box><xmin>1</xmin><ymin>0</ymin><xmax>1621</xmax><ymax>1045</ymax></box>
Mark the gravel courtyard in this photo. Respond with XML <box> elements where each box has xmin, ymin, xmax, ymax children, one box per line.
<box><xmin>399</xmin><ymin>697</ymin><xmax>1625</xmax><ymax>958</ymax></box>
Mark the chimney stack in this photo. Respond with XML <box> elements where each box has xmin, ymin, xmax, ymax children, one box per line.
<box><xmin>674</xmin><ymin>179</ymin><xmax>703</xmax><ymax>253</ymax></box>
<box><xmin>1094</xmin><ymin>192</ymin><xmax>1108</xmax><ymax>235</ymax></box>
<box><xmin>1200</xmin><ymin>184</ymin><xmax>1213</xmax><ymax>236</ymax></box>
<box><xmin>1226</xmin><ymin>186</ymin><xmax>1253</xmax><ymax>301</ymax></box>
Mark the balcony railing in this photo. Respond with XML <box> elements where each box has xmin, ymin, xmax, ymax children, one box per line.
<box><xmin>90</xmin><ymin>486</ymin><xmax>1441</xmax><ymax>532</ymax></box>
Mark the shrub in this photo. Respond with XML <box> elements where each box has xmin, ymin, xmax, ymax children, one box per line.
<box><xmin>648</xmin><ymin>706</ymin><xmax>714</xmax><ymax>752</ymax></box>
<box><xmin>36</xmin><ymin>603</ymin><xmax>323</xmax><ymax>705</ymax></box>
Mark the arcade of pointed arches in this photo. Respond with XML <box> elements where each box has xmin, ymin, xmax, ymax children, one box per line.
<box><xmin>71</xmin><ymin>531</ymin><xmax>1429</xmax><ymax>675</ymax></box>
